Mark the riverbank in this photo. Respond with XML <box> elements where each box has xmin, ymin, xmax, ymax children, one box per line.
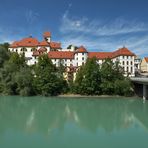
<box><xmin>58</xmin><ymin>94</ymin><xmax>141</xmax><ymax>99</ymax></box>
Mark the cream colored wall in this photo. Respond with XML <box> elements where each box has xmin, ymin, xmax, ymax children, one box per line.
<box><xmin>141</xmin><ymin>58</ymin><xmax>148</xmax><ymax>72</ymax></box>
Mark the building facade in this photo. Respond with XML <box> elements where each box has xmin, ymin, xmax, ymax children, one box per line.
<box><xmin>141</xmin><ymin>57</ymin><xmax>148</xmax><ymax>72</ymax></box>
<box><xmin>9</xmin><ymin>32</ymin><xmax>136</xmax><ymax>78</ymax></box>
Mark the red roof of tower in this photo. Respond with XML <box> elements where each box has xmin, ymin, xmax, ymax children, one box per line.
<box><xmin>43</xmin><ymin>32</ymin><xmax>51</xmax><ymax>38</ymax></box>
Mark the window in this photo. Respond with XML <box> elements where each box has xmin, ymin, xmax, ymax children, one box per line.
<box><xmin>123</xmin><ymin>61</ymin><xmax>124</xmax><ymax>65</ymax></box>
<box><xmin>123</xmin><ymin>56</ymin><xmax>125</xmax><ymax>59</ymax></box>
<box><xmin>65</xmin><ymin>59</ymin><xmax>67</xmax><ymax>62</ymax></box>
<box><xmin>76</xmin><ymin>58</ymin><xmax>78</xmax><ymax>60</ymax></box>
<box><xmin>65</xmin><ymin>64</ymin><xmax>67</xmax><ymax>67</ymax></box>
<box><xmin>127</xmin><ymin>67</ymin><xmax>129</xmax><ymax>72</ymax></box>
<box><xmin>127</xmin><ymin>61</ymin><xmax>129</xmax><ymax>65</ymax></box>
<box><xmin>131</xmin><ymin>67</ymin><xmax>133</xmax><ymax>73</ymax></box>
<box><xmin>77</xmin><ymin>63</ymin><xmax>78</xmax><ymax>66</ymax></box>
<box><xmin>131</xmin><ymin>61</ymin><xmax>133</xmax><ymax>65</ymax></box>
<box><xmin>82</xmin><ymin>53</ymin><xmax>84</xmax><ymax>55</ymax></box>
<box><xmin>16</xmin><ymin>49</ymin><xmax>18</xmax><ymax>52</ymax></box>
<box><xmin>82</xmin><ymin>57</ymin><xmax>84</xmax><ymax>60</ymax></box>
<box><xmin>82</xmin><ymin>62</ymin><xmax>84</xmax><ymax>65</ymax></box>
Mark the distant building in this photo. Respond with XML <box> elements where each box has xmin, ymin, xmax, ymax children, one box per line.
<box><xmin>9</xmin><ymin>32</ymin><xmax>136</xmax><ymax>79</ymax></box>
<box><xmin>134</xmin><ymin>56</ymin><xmax>142</xmax><ymax>71</ymax></box>
<box><xmin>9</xmin><ymin>32</ymin><xmax>61</xmax><ymax>65</ymax></box>
<box><xmin>141</xmin><ymin>57</ymin><xmax>148</xmax><ymax>72</ymax></box>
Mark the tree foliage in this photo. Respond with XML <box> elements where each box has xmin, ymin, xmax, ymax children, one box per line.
<box><xmin>0</xmin><ymin>45</ymin><xmax>34</xmax><ymax>96</ymax></box>
<box><xmin>73</xmin><ymin>58</ymin><xmax>101</xmax><ymax>95</ymax></box>
<box><xmin>73</xmin><ymin>58</ymin><xmax>133</xmax><ymax>96</ymax></box>
<box><xmin>33</xmin><ymin>54</ymin><xmax>68</xmax><ymax>96</ymax></box>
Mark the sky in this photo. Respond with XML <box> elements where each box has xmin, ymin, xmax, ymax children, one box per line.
<box><xmin>0</xmin><ymin>0</ymin><xmax>148</xmax><ymax>57</ymax></box>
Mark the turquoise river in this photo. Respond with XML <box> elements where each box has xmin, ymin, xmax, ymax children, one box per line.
<box><xmin>0</xmin><ymin>96</ymin><xmax>148</xmax><ymax>148</ymax></box>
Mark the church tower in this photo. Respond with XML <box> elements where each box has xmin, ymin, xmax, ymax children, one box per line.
<box><xmin>43</xmin><ymin>31</ymin><xmax>51</xmax><ymax>42</ymax></box>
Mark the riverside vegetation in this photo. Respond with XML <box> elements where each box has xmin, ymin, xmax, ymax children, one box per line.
<box><xmin>0</xmin><ymin>43</ymin><xmax>134</xmax><ymax>96</ymax></box>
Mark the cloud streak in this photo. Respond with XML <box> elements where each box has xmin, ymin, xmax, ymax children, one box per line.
<box><xmin>60</xmin><ymin>11</ymin><xmax>148</xmax><ymax>36</ymax></box>
<box><xmin>25</xmin><ymin>9</ymin><xmax>39</xmax><ymax>25</ymax></box>
<box><xmin>59</xmin><ymin>9</ymin><xmax>148</xmax><ymax>57</ymax></box>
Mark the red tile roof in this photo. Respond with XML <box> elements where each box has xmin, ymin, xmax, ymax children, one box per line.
<box><xmin>88</xmin><ymin>52</ymin><xmax>112</xmax><ymax>59</ymax></box>
<box><xmin>112</xmin><ymin>47</ymin><xmax>135</xmax><ymax>58</ymax></box>
<box><xmin>43</xmin><ymin>32</ymin><xmax>51</xmax><ymax>38</ymax></box>
<box><xmin>48</xmin><ymin>51</ymin><xmax>74</xmax><ymax>59</ymax></box>
<box><xmin>144</xmin><ymin>57</ymin><xmax>148</xmax><ymax>62</ymax></box>
<box><xmin>10</xmin><ymin>37</ymin><xmax>39</xmax><ymax>47</ymax></box>
<box><xmin>38</xmin><ymin>47</ymin><xmax>47</xmax><ymax>52</ymax></box>
<box><xmin>39</xmin><ymin>40</ymin><xmax>50</xmax><ymax>46</ymax></box>
<box><xmin>32</xmin><ymin>51</ymin><xmax>40</xmax><ymax>56</ymax></box>
<box><xmin>88</xmin><ymin>47</ymin><xmax>135</xmax><ymax>59</ymax></box>
<box><xmin>9</xmin><ymin>41</ymin><xmax>19</xmax><ymax>48</ymax></box>
<box><xmin>50</xmin><ymin>42</ymin><xmax>61</xmax><ymax>49</ymax></box>
<box><xmin>19</xmin><ymin>37</ymin><xmax>39</xmax><ymax>47</ymax></box>
<box><xmin>76</xmin><ymin>46</ymin><xmax>87</xmax><ymax>53</ymax></box>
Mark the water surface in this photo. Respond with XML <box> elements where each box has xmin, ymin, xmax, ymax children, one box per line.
<box><xmin>0</xmin><ymin>96</ymin><xmax>148</xmax><ymax>148</ymax></box>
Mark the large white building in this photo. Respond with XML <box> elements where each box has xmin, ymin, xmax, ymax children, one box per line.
<box><xmin>9</xmin><ymin>32</ymin><xmax>136</xmax><ymax>77</ymax></box>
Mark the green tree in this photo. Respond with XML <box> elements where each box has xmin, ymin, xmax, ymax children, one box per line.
<box><xmin>74</xmin><ymin>58</ymin><xmax>101</xmax><ymax>95</ymax></box>
<box><xmin>114</xmin><ymin>79</ymin><xmax>134</xmax><ymax>96</ymax></box>
<box><xmin>0</xmin><ymin>52</ymin><xmax>31</xmax><ymax>95</ymax></box>
<box><xmin>0</xmin><ymin>62</ymin><xmax>18</xmax><ymax>95</ymax></box>
<box><xmin>0</xmin><ymin>44</ymin><xmax>10</xmax><ymax>68</ymax></box>
<box><xmin>33</xmin><ymin>54</ymin><xmax>67</xmax><ymax>96</ymax></box>
<box><xmin>15</xmin><ymin>67</ymin><xmax>35</xmax><ymax>96</ymax></box>
<box><xmin>100</xmin><ymin>58</ymin><xmax>133</xmax><ymax>96</ymax></box>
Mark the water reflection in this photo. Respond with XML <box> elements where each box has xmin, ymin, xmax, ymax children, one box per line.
<box><xmin>0</xmin><ymin>96</ymin><xmax>148</xmax><ymax>135</ymax></box>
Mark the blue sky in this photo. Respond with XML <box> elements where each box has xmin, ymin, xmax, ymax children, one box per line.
<box><xmin>0</xmin><ymin>0</ymin><xmax>148</xmax><ymax>57</ymax></box>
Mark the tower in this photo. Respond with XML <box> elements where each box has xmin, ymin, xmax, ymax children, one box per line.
<box><xmin>43</xmin><ymin>31</ymin><xmax>51</xmax><ymax>42</ymax></box>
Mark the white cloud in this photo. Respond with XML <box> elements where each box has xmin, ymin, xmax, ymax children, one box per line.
<box><xmin>60</xmin><ymin>11</ymin><xmax>148</xmax><ymax>36</ymax></box>
<box><xmin>59</xmin><ymin>10</ymin><xmax>148</xmax><ymax>57</ymax></box>
<box><xmin>25</xmin><ymin>9</ymin><xmax>39</xmax><ymax>25</ymax></box>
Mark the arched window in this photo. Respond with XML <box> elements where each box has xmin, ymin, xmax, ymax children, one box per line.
<box><xmin>21</xmin><ymin>47</ymin><xmax>27</xmax><ymax>52</ymax></box>
<box><xmin>127</xmin><ymin>67</ymin><xmax>129</xmax><ymax>72</ymax></box>
<box><xmin>131</xmin><ymin>67</ymin><xmax>133</xmax><ymax>73</ymax></box>
<box><xmin>31</xmin><ymin>48</ymin><xmax>36</xmax><ymax>52</ymax></box>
